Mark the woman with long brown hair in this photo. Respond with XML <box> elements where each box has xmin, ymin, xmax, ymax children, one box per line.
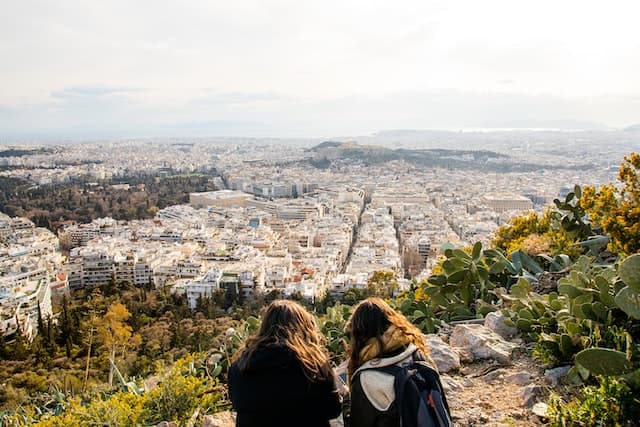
<box><xmin>346</xmin><ymin>297</ymin><xmax>447</xmax><ymax>427</ymax></box>
<box><xmin>228</xmin><ymin>300</ymin><xmax>342</xmax><ymax>427</ymax></box>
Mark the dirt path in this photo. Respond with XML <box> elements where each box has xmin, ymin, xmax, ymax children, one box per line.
<box><xmin>445</xmin><ymin>352</ymin><xmax>548</xmax><ymax>426</ymax></box>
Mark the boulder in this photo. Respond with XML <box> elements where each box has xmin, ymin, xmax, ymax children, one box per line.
<box><xmin>449</xmin><ymin>324</ymin><xmax>517</xmax><ymax>363</ymax></box>
<box><xmin>484</xmin><ymin>311</ymin><xmax>518</xmax><ymax>339</ymax></box>
<box><xmin>544</xmin><ymin>365</ymin><xmax>571</xmax><ymax>387</ymax></box>
<box><xmin>505</xmin><ymin>371</ymin><xmax>533</xmax><ymax>386</ymax></box>
<box><xmin>203</xmin><ymin>411</ymin><xmax>236</xmax><ymax>427</ymax></box>
<box><xmin>532</xmin><ymin>402</ymin><xmax>549</xmax><ymax>418</ymax></box>
<box><xmin>425</xmin><ymin>335</ymin><xmax>461</xmax><ymax>373</ymax></box>
<box><xmin>521</xmin><ymin>384</ymin><xmax>541</xmax><ymax>407</ymax></box>
<box><xmin>482</xmin><ymin>368</ymin><xmax>507</xmax><ymax>382</ymax></box>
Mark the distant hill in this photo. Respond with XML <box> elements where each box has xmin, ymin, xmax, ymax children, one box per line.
<box><xmin>305</xmin><ymin>141</ymin><xmax>590</xmax><ymax>173</ymax></box>
<box><xmin>307</xmin><ymin>141</ymin><xmax>343</xmax><ymax>151</ymax></box>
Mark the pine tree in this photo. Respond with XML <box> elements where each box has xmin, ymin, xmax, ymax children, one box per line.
<box><xmin>58</xmin><ymin>295</ymin><xmax>74</xmax><ymax>358</ymax></box>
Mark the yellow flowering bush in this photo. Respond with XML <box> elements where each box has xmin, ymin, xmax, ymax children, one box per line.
<box><xmin>27</xmin><ymin>354</ymin><xmax>222</xmax><ymax>427</ymax></box>
<box><xmin>581</xmin><ymin>153</ymin><xmax>640</xmax><ymax>255</ymax></box>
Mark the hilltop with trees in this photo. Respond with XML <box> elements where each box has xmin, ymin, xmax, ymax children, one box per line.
<box><xmin>0</xmin><ymin>170</ymin><xmax>218</xmax><ymax>232</ymax></box>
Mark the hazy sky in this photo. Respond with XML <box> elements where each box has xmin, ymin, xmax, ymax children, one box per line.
<box><xmin>2</xmin><ymin>0</ymin><xmax>640</xmax><ymax>139</ymax></box>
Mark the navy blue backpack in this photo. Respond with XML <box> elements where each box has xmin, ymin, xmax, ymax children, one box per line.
<box><xmin>376</xmin><ymin>360</ymin><xmax>453</xmax><ymax>427</ymax></box>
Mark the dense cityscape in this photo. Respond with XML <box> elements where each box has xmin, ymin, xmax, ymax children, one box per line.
<box><xmin>1</xmin><ymin>130</ymin><xmax>635</xmax><ymax>344</ymax></box>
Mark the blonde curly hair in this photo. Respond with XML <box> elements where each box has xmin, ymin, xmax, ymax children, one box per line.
<box><xmin>345</xmin><ymin>297</ymin><xmax>429</xmax><ymax>380</ymax></box>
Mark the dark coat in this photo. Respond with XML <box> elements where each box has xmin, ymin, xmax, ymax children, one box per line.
<box><xmin>228</xmin><ymin>343</ymin><xmax>342</xmax><ymax>427</ymax></box>
<box><xmin>349</xmin><ymin>345</ymin><xmax>430</xmax><ymax>427</ymax></box>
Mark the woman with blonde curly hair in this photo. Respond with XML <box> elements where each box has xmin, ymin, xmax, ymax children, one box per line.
<box><xmin>228</xmin><ymin>300</ymin><xmax>342</xmax><ymax>427</ymax></box>
<box><xmin>346</xmin><ymin>297</ymin><xmax>446</xmax><ymax>427</ymax></box>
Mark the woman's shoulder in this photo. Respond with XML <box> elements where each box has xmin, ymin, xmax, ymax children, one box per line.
<box><xmin>354</xmin><ymin>344</ymin><xmax>417</xmax><ymax>375</ymax></box>
<box><xmin>233</xmin><ymin>343</ymin><xmax>297</xmax><ymax>373</ymax></box>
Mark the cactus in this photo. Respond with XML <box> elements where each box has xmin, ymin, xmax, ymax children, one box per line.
<box><xmin>614</xmin><ymin>287</ymin><xmax>640</xmax><ymax>320</ymax></box>
<box><xmin>558</xmin><ymin>282</ymin><xmax>583</xmax><ymax>298</ymax></box>
<box><xmin>403</xmin><ymin>298</ymin><xmax>440</xmax><ymax>333</ymax></box>
<box><xmin>509</xmin><ymin>278</ymin><xmax>531</xmax><ymax>299</ymax></box>
<box><xmin>619</xmin><ymin>254</ymin><xmax>640</xmax><ymax>291</ymax></box>
<box><xmin>420</xmin><ymin>242</ymin><xmax>510</xmax><ymax>321</ymax></box>
<box><xmin>516</xmin><ymin>318</ymin><xmax>533</xmax><ymax>332</ymax></box>
<box><xmin>548</xmin><ymin>293</ymin><xmax>564</xmax><ymax>311</ymax></box>
<box><xmin>502</xmin><ymin>254</ymin><xmax>639</xmax><ymax>363</ymax></box>
<box><xmin>612</xmin><ymin>254</ymin><xmax>640</xmax><ymax>320</ymax></box>
<box><xmin>595</xmin><ymin>275</ymin><xmax>616</xmax><ymax>307</ymax></box>
<box><xmin>552</xmin><ymin>184</ymin><xmax>594</xmax><ymax>240</ymax></box>
<box><xmin>575</xmin><ymin>348</ymin><xmax>633</xmax><ymax>376</ymax></box>
<box><xmin>559</xmin><ymin>333</ymin><xmax>575</xmax><ymax>357</ymax></box>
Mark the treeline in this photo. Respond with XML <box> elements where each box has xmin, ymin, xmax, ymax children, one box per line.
<box><xmin>0</xmin><ymin>278</ymin><xmax>261</xmax><ymax>414</ymax></box>
<box><xmin>0</xmin><ymin>171</ymin><xmax>218</xmax><ymax>231</ymax></box>
<box><xmin>0</xmin><ymin>275</ymin><xmax>339</xmax><ymax>417</ymax></box>
<box><xmin>0</xmin><ymin>148</ymin><xmax>54</xmax><ymax>158</ymax></box>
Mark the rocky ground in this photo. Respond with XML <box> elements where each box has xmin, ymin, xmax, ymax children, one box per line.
<box><xmin>174</xmin><ymin>312</ymin><xmax>567</xmax><ymax>427</ymax></box>
<box><xmin>444</xmin><ymin>353</ymin><xmax>549</xmax><ymax>426</ymax></box>
<box><xmin>423</xmin><ymin>314</ymin><xmax>557</xmax><ymax>426</ymax></box>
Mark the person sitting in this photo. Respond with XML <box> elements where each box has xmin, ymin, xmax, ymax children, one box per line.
<box><xmin>346</xmin><ymin>297</ymin><xmax>441</xmax><ymax>427</ymax></box>
<box><xmin>228</xmin><ymin>300</ymin><xmax>343</xmax><ymax>427</ymax></box>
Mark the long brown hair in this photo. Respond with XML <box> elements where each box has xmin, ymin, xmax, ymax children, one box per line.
<box><xmin>233</xmin><ymin>300</ymin><xmax>331</xmax><ymax>381</ymax></box>
<box><xmin>346</xmin><ymin>297</ymin><xmax>429</xmax><ymax>380</ymax></box>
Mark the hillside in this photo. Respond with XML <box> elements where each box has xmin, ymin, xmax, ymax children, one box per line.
<box><xmin>306</xmin><ymin>141</ymin><xmax>591</xmax><ymax>172</ymax></box>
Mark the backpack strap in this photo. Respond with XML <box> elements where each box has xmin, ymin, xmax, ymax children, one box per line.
<box><xmin>369</xmin><ymin>363</ymin><xmax>452</xmax><ymax>427</ymax></box>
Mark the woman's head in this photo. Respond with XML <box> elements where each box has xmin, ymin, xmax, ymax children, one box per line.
<box><xmin>257</xmin><ymin>299</ymin><xmax>321</xmax><ymax>344</ymax></box>
<box><xmin>346</xmin><ymin>297</ymin><xmax>428</xmax><ymax>378</ymax></box>
<box><xmin>235</xmin><ymin>300</ymin><xmax>330</xmax><ymax>380</ymax></box>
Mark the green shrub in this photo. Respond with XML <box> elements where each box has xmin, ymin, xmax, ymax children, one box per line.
<box><xmin>548</xmin><ymin>375</ymin><xmax>640</xmax><ymax>426</ymax></box>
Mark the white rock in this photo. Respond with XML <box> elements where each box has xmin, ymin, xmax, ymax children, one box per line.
<box><xmin>425</xmin><ymin>334</ymin><xmax>461</xmax><ymax>373</ymax></box>
<box><xmin>449</xmin><ymin>324</ymin><xmax>517</xmax><ymax>363</ymax></box>
<box><xmin>484</xmin><ymin>311</ymin><xmax>518</xmax><ymax>339</ymax></box>
<box><xmin>203</xmin><ymin>412</ymin><xmax>236</xmax><ymax>427</ymax></box>
<box><xmin>532</xmin><ymin>402</ymin><xmax>549</xmax><ymax>418</ymax></box>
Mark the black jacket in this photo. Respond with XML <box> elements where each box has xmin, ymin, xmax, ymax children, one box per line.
<box><xmin>228</xmin><ymin>343</ymin><xmax>342</xmax><ymax>427</ymax></box>
<box><xmin>349</xmin><ymin>344</ymin><xmax>429</xmax><ymax>427</ymax></box>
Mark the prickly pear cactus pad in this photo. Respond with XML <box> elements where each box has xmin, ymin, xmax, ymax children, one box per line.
<box><xmin>619</xmin><ymin>254</ymin><xmax>640</xmax><ymax>291</ymax></box>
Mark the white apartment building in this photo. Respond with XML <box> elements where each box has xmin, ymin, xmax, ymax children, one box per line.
<box><xmin>329</xmin><ymin>273</ymin><xmax>368</xmax><ymax>298</ymax></box>
<box><xmin>184</xmin><ymin>269</ymin><xmax>222</xmax><ymax>309</ymax></box>
<box><xmin>113</xmin><ymin>254</ymin><xmax>152</xmax><ymax>287</ymax></box>
<box><xmin>0</xmin><ymin>277</ymin><xmax>53</xmax><ymax>341</ymax></box>
<box><xmin>79</xmin><ymin>250</ymin><xmax>113</xmax><ymax>288</ymax></box>
<box><xmin>239</xmin><ymin>269</ymin><xmax>265</xmax><ymax>299</ymax></box>
<box><xmin>480</xmin><ymin>193</ymin><xmax>534</xmax><ymax>213</ymax></box>
<box><xmin>189</xmin><ymin>190</ymin><xmax>252</xmax><ymax>208</ymax></box>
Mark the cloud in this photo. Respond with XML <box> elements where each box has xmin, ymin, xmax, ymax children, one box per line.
<box><xmin>50</xmin><ymin>85</ymin><xmax>144</xmax><ymax>99</ymax></box>
<box><xmin>191</xmin><ymin>91</ymin><xmax>284</xmax><ymax>106</ymax></box>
